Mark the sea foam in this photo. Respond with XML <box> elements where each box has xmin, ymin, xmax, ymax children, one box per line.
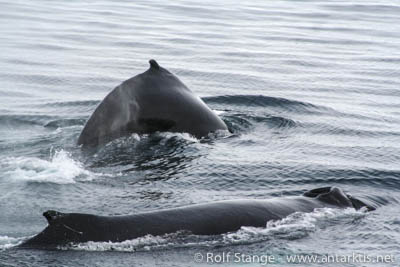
<box><xmin>0</xmin><ymin>235</ymin><xmax>23</xmax><ymax>250</ymax></box>
<box><xmin>1</xmin><ymin>150</ymin><xmax>92</xmax><ymax>184</ymax></box>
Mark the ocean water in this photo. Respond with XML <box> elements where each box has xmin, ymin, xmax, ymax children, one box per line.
<box><xmin>1</xmin><ymin>0</ymin><xmax>399</xmax><ymax>266</ymax></box>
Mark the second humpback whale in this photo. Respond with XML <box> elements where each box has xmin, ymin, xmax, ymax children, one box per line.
<box><xmin>19</xmin><ymin>187</ymin><xmax>374</xmax><ymax>248</ymax></box>
<box><xmin>77</xmin><ymin>60</ymin><xmax>228</xmax><ymax>147</ymax></box>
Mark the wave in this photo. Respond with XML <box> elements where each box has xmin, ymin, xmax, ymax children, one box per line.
<box><xmin>40</xmin><ymin>100</ymin><xmax>100</xmax><ymax>108</ymax></box>
<box><xmin>0</xmin><ymin>114</ymin><xmax>86</xmax><ymax>129</ymax></box>
<box><xmin>61</xmin><ymin>208</ymin><xmax>365</xmax><ymax>252</ymax></box>
<box><xmin>0</xmin><ymin>114</ymin><xmax>54</xmax><ymax>128</ymax></box>
<box><xmin>44</xmin><ymin>118</ymin><xmax>86</xmax><ymax>128</ymax></box>
<box><xmin>299</xmin><ymin>168</ymin><xmax>400</xmax><ymax>185</ymax></box>
<box><xmin>0</xmin><ymin>150</ymin><xmax>92</xmax><ymax>184</ymax></box>
<box><xmin>299</xmin><ymin>122</ymin><xmax>400</xmax><ymax>138</ymax></box>
<box><xmin>223</xmin><ymin>113</ymin><xmax>297</xmax><ymax>134</ymax></box>
<box><xmin>203</xmin><ymin>95</ymin><xmax>328</xmax><ymax>113</ymax></box>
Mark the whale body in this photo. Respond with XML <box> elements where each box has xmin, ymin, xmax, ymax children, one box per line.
<box><xmin>77</xmin><ymin>60</ymin><xmax>228</xmax><ymax>147</ymax></box>
<box><xmin>19</xmin><ymin>187</ymin><xmax>374</xmax><ymax>249</ymax></box>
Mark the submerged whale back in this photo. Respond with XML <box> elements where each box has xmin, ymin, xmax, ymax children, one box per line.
<box><xmin>77</xmin><ymin>60</ymin><xmax>228</xmax><ymax>147</ymax></box>
<box><xmin>19</xmin><ymin>187</ymin><xmax>374</xmax><ymax>248</ymax></box>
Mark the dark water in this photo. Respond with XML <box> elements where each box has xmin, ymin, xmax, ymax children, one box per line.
<box><xmin>1</xmin><ymin>0</ymin><xmax>400</xmax><ymax>266</ymax></box>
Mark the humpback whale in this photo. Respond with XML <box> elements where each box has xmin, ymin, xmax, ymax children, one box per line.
<box><xmin>77</xmin><ymin>60</ymin><xmax>228</xmax><ymax>147</ymax></box>
<box><xmin>19</xmin><ymin>187</ymin><xmax>374</xmax><ymax>249</ymax></box>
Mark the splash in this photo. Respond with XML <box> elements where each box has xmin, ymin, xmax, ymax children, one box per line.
<box><xmin>0</xmin><ymin>235</ymin><xmax>23</xmax><ymax>250</ymax></box>
<box><xmin>63</xmin><ymin>235</ymin><xmax>170</xmax><ymax>252</ymax></box>
<box><xmin>223</xmin><ymin>208</ymin><xmax>366</xmax><ymax>244</ymax></box>
<box><xmin>154</xmin><ymin>132</ymin><xmax>200</xmax><ymax>143</ymax></box>
<box><xmin>1</xmin><ymin>150</ymin><xmax>92</xmax><ymax>184</ymax></box>
<box><xmin>213</xmin><ymin>109</ymin><xmax>225</xmax><ymax>115</ymax></box>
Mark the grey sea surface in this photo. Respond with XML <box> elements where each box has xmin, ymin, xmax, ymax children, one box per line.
<box><xmin>0</xmin><ymin>0</ymin><xmax>399</xmax><ymax>266</ymax></box>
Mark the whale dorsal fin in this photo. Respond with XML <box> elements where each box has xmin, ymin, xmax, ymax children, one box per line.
<box><xmin>149</xmin><ymin>59</ymin><xmax>160</xmax><ymax>70</ymax></box>
<box><xmin>43</xmin><ymin>210</ymin><xmax>64</xmax><ymax>225</ymax></box>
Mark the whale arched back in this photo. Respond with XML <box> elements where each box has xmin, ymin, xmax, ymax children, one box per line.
<box><xmin>77</xmin><ymin>60</ymin><xmax>228</xmax><ymax>147</ymax></box>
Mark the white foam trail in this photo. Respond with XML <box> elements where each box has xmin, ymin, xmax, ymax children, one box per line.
<box><xmin>104</xmin><ymin>133</ymin><xmax>141</xmax><ymax>148</ymax></box>
<box><xmin>213</xmin><ymin>109</ymin><xmax>225</xmax><ymax>115</ymax></box>
<box><xmin>63</xmin><ymin>235</ymin><xmax>168</xmax><ymax>252</ymax></box>
<box><xmin>1</xmin><ymin>150</ymin><xmax>92</xmax><ymax>184</ymax></box>
<box><xmin>224</xmin><ymin>208</ymin><xmax>366</xmax><ymax>244</ymax></box>
<box><xmin>0</xmin><ymin>235</ymin><xmax>23</xmax><ymax>250</ymax></box>
<box><xmin>156</xmin><ymin>129</ymin><xmax>229</xmax><ymax>141</ymax></box>
<box><xmin>155</xmin><ymin>132</ymin><xmax>199</xmax><ymax>143</ymax></box>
